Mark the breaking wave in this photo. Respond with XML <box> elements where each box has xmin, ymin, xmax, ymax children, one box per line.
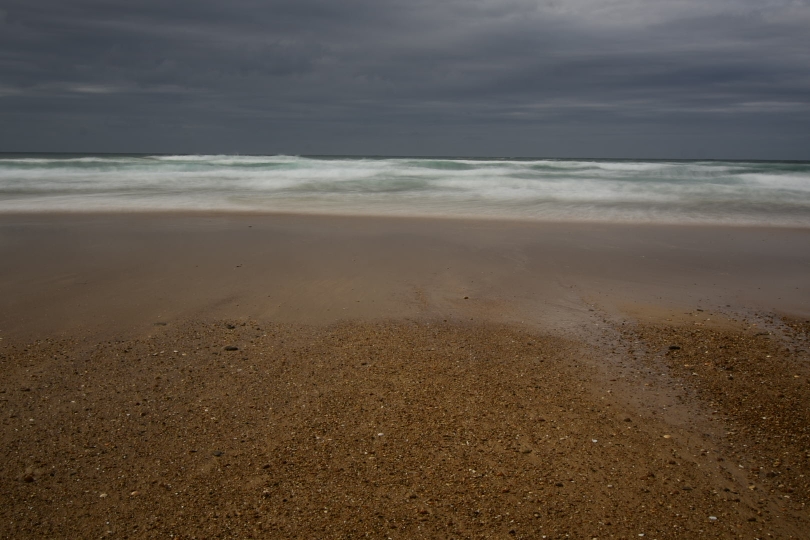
<box><xmin>0</xmin><ymin>154</ymin><xmax>809</xmax><ymax>226</ymax></box>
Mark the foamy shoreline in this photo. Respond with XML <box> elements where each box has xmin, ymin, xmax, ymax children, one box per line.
<box><xmin>2</xmin><ymin>154</ymin><xmax>809</xmax><ymax>227</ymax></box>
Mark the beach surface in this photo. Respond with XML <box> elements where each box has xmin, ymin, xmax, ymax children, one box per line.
<box><xmin>1</xmin><ymin>213</ymin><xmax>809</xmax><ymax>538</ymax></box>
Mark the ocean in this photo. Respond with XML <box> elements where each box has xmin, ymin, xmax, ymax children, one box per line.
<box><xmin>1</xmin><ymin>154</ymin><xmax>809</xmax><ymax>226</ymax></box>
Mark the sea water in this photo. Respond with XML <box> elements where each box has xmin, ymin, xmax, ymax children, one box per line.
<box><xmin>1</xmin><ymin>154</ymin><xmax>809</xmax><ymax>226</ymax></box>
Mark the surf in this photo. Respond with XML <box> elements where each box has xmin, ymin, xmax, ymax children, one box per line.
<box><xmin>0</xmin><ymin>154</ymin><xmax>808</xmax><ymax>226</ymax></box>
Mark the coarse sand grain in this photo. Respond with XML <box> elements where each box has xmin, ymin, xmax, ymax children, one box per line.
<box><xmin>2</xmin><ymin>317</ymin><xmax>809</xmax><ymax>538</ymax></box>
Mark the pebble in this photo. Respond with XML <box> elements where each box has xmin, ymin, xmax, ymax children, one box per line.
<box><xmin>224</xmin><ymin>346</ymin><xmax>239</xmax><ymax>351</ymax></box>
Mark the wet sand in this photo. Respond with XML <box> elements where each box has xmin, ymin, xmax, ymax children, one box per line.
<box><xmin>1</xmin><ymin>213</ymin><xmax>809</xmax><ymax>538</ymax></box>
<box><xmin>1</xmin><ymin>213</ymin><xmax>808</xmax><ymax>338</ymax></box>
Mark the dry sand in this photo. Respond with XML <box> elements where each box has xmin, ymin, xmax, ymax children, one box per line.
<box><xmin>1</xmin><ymin>213</ymin><xmax>809</xmax><ymax>539</ymax></box>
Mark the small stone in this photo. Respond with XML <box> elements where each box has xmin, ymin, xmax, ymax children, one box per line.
<box><xmin>464</xmin><ymin>296</ymin><xmax>469</xmax><ymax>300</ymax></box>
<box><xmin>22</xmin><ymin>474</ymin><xmax>34</xmax><ymax>483</ymax></box>
<box><xmin>663</xmin><ymin>434</ymin><xmax>672</xmax><ymax>439</ymax></box>
<box><xmin>226</xmin><ymin>324</ymin><xmax>236</xmax><ymax>329</ymax></box>
<box><xmin>224</xmin><ymin>346</ymin><xmax>239</xmax><ymax>351</ymax></box>
<box><xmin>99</xmin><ymin>493</ymin><xmax>108</xmax><ymax>498</ymax></box>
<box><xmin>708</xmin><ymin>516</ymin><xmax>717</xmax><ymax>521</ymax></box>
<box><xmin>153</xmin><ymin>322</ymin><xmax>167</xmax><ymax>326</ymax></box>
<box><xmin>668</xmin><ymin>345</ymin><xmax>681</xmax><ymax>350</ymax></box>
<box><xmin>213</xmin><ymin>450</ymin><xmax>224</xmax><ymax>457</ymax></box>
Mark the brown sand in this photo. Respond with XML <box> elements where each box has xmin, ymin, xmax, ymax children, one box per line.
<box><xmin>1</xmin><ymin>213</ymin><xmax>809</xmax><ymax>538</ymax></box>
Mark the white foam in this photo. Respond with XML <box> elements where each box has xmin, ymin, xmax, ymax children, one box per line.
<box><xmin>1</xmin><ymin>155</ymin><xmax>808</xmax><ymax>226</ymax></box>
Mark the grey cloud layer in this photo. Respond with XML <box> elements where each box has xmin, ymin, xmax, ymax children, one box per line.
<box><xmin>1</xmin><ymin>0</ymin><xmax>808</xmax><ymax>157</ymax></box>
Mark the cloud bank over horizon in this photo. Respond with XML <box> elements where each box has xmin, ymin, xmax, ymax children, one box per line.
<box><xmin>1</xmin><ymin>0</ymin><xmax>808</xmax><ymax>159</ymax></box>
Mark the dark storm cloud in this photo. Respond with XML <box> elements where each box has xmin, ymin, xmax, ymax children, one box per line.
<box><xmin>1</xmin><ymin>0</ymin><xmax>808</xmax><ymax>158</ymax></box>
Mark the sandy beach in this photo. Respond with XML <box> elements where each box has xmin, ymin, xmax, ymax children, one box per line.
<box><xmin>1</xmin><ymin>213</ymin><xmax>809</xmax><ymax>538</ymax></box>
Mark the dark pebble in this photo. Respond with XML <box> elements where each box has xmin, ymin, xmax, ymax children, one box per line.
<box><xmin>226</xmin><ymin>324</ymin><xmax>236</xmax><ymax>329</ymax></box>
<box><xmin>213</xmin><ymin>451</ymin><xmax>223</xmax><ymax>457</ymax></box>
<box><xmin>668</xmin><ymin>345</ymin><xmax>681</xmax><ymax>350</ymax></box>
<box><xmin>224</xmin><ymin>346</ymin><xmax>239</xmax><ymax>351</ymax></box>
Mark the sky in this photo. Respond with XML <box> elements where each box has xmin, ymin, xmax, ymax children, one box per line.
<box><xmin>1</xmin><ymin>0</ymin><xmax>809</xmax><ymax>159</ymax></box>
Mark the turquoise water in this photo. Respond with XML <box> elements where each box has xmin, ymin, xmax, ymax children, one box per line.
<box><xmin>1</xmin><ymin>154</ymin><xmax>809</xmax><ymax>226</ymax></box>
